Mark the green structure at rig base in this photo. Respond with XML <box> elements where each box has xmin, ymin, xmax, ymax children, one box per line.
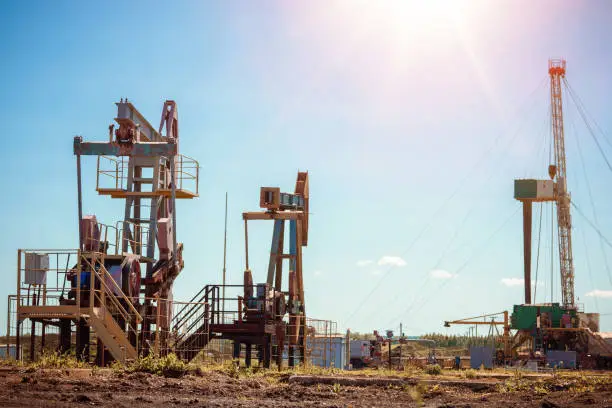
<box><xmin>510</xmin><ymin>303</ymin><xmax>578</xmax><ymax>331</ymax></box>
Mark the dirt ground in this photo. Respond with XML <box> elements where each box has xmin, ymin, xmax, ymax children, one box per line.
<box><xmin>0</xmin><ymin>367</ymin><xmax>610</xmax><ymax>408</ymax></box>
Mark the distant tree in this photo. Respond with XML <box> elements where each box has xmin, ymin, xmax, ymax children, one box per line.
<box><xmin>348</xmin><ymin>331</ymin><xmax>375</xmax><ymax>341</ymax></box>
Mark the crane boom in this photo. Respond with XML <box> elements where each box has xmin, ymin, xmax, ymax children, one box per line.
<box><xmin>548</xmin><ymin>59</ymin><xmax>575</xmax><ymax>309</ymax></box>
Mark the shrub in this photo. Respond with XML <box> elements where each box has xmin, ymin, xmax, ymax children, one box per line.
<box><xmin>425</xmin><ymin>364</ymin><xmax>441</xmax><ymax>376</ymax></box>
<box><xmin>32</xmin><ymin>351</ymin><xmax>86</xmax><ymax>369</ymax></box>
<box><xmin>463</xmin><ymin>369</ymin><xmax>477</xmax><ymax>379</ymax></box>
<box><xmin>128</xmin><ymin>353</ymin><xmax>187</xmax><ymax>377</ymax></box>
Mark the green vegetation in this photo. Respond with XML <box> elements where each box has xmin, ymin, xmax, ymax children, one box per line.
<box><xmin>348</xmin><ymin>331</ymin><xmax>375</xmax><ymax>341</ymax></box>
<box><xmin>1</xmin><ymin>348</ymin><xmax>610</xmax><ymax>397</ymax></box>
<box><xmin>126</xmin><ymin>353</ymin><xmax>188</xmax><ymax>377</ymax></box>
<box><xmin>463</xmin><ymin>368</ymin><xmax>477</xmax><ymax>379</ymax></box>
<box><xmin>406</xmin><ymin>382</ymin><xmax>427</xmax><ymax>407</ymax></box>
<box><xmin>496</xmin><ymin>370</ymin><xmax>612</xmax><ymax>394</ymax></box>
<box><xmin>31</xmin><ymin>351</ymin><xmax>86</xmax><ymax>369</ymax></box>
<box><xmin>424</xmin><ymin>364</ymin><xmax>441</xmax><ymax>376</ymax></box>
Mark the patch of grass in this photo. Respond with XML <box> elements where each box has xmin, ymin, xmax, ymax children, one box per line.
<box><xmin>406</xmin><ymin>383</ymin><xmax>426</xmax><ymax>407</ymax></box>
<box><xmin>425</xmin><ymin>383</ymin><xmax>444</xmax><ymax>398</ymax></box>
<box><xmin>496</xmin><ymin>371</ymin><xmax>612</xmax><ymax>395</ymax></box>
<box><xmin>331</xmin><ymin>383</ymin><xmax>341</xmax><ymax>394</ymax></box>
<box><xmin>463</xmin><ymin>369</ymin><xmax>477</xmax><ymax>379</ymax></box>
<box><xmin>127</xmin><ymin>353</ymin><xmax>187</xmax><ymax>377</ymax></box>
<box><xmin>561</xmin><ymin>372</ymin><xmax>612</xmax><ymax>393</ymax></box>
<box><xmin>496</xmin><ymin>369</ymin><xmax>532</xmax><ymax>393</ymax></box>
<box><xmin>0</xmin><ymin>358</ymin><xmax>23</xmax><ymax>367</ymax></box>
<box><xmin>31</xmin><ymin>351</ymin><xmax>86</xmax><ymax>369</ymax></box>
<box><xmin>533</xmin><ymin>383</ymin><xmax>549</xmax><ymax>395</ymax></box>
<box><xmin>223</xmin><ymin>361</ymin><xmax>240</xmax><ymax>379</ymax></box>
<box><xmin>424</xmin><ymin>364</ymin><xmax>442</xmax><ymax>376</ymax></box>
<box><xmin>110</xmin><ymin>360</ymin><xmax>123</xmax><ymax>374</ymax></box>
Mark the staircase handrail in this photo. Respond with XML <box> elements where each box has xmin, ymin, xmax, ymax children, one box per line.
<box><xmin>81</xmin><ymin>253</ymin><xmax>142</xmax><ymax>323</ymax></box>
<box><xmin>172</xmin><ymin>284</ymin><xmax>214</xmax><ymax>327</ymax></box>
<box><xmin>174</xmin><ymin>302</ymin><xmax>209</xmax><ymax>346</ymax></box>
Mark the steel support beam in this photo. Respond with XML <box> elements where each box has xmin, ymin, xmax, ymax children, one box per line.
<box><xmin>243</xmin><ymin>211</ymin><xmax>304</xmax><ymax>221</ymax></box>
<box><xmin>522</xmin><ymin>200</ymin><xmax>532</xmax><ymax>304</ymax></box>
<box><xmin>74</xmin><ymin>137</ymin><xmax>176</xmax><ymax>157</ymax></box>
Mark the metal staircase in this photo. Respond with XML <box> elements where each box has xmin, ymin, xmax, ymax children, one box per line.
<box><xmin>585</xmin><ymin>329</ymin><xmax>612</xmax><ymax>357</ymax></box>
<box><xmin>83</xmin><ymin>308</ymin><xmax>137</xmax><ymax>362</ymax></box>
<box><xmin>81</xmin><ymin>254</ymin><xmax>142</xmax><ymax>363</ymax></box>
<box><xmin>172</xmin><ymin>285</ymin><xmax>219</xmax><ymax>361</ymax></box>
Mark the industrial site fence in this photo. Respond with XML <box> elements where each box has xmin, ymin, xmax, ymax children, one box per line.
<box><xmin>158</xmin><ymin>284</ymin><xmax>342</xmax><ymax>368</ymax></box>
<box><xmin>184</xmin><ymin>317</ymin><xmax>340</xmax><ymax>369</ymax></box>
<box><xmin>9</xmin><ymin>253</ymin><xmax>340</xmax><ymax>367</ymax></box>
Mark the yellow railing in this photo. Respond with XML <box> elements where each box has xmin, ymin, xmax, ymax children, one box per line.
<box><xmin>175</xmin><ymin>154</ymin><xmax>199</xmax><ymax>195</ymax></box>
<box><xmin>81</xmin><ymin>254</ymin><xmax>142</xmax><ymax>353</ymax></box>
<box><xmin>82</xmin><ymin>254</ymin><xmax>142</xmax><ymax>321</ymax></box>
<box><xmin>96</xmin><ymin>156</ymin><xmax>128</xmax><ymax>191</ymax></box>
<box><xmin>83</xmin><ymin>220</ymin><xmax>149</xmax><ymax>257</ymax></box>
<box><xmin>96</xmin><ymin>154</ymin><xmax>199</xmax><ymax>196</ymax></box>
<box><xmin>116</xmin><ymin>221</ymin><xmax>150</xmax><ymax>257</ymax></box>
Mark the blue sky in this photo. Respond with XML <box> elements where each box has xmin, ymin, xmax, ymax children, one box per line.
<box><xmin>1</xmin><ymin>0</ymin><xmax>612</xmax><ymax>336</ymax></box>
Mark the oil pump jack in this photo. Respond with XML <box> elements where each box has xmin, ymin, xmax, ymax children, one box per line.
<box><xmin>240</xmin><ymin>171</ymin><xmax>309</xmax><ymax>367</ymax></box>
<box><xmin>179</xmin><ymin>172</ymin><xmax>309</xmax><ymax>368</ymax></box>
<box><xmin>14</xmin><ymin>99</ymin><xmax>199</xmax><ymax>364</ymax></box>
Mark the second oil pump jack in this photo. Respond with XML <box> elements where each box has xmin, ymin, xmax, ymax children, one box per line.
<box><xmin>175</xmin><ymin>172</ymin><xmax>310</xmax><ymax>368</ymax></box>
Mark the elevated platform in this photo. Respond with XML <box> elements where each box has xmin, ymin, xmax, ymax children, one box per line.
<box><xmin>210</xmin><ymin>321</ymin><xmax>278</xmax><ymax>338</ymax></box>
<box><xmin>96</xmin><ymin>153</ymin><xmax>199</xmax><ymax>199</ymax></box>
<box><xmin>97</xmin><ymin>188</ymin><xmax>198</xmax><ymax>199</ymax></box>
<box><xmin>18</xmin><ymin>305</ymin><xmax>86</xmax><ymax>320</ymax></box>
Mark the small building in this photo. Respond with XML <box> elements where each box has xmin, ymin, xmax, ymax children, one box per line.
<box><xmin>470</xmin><ymin>346</ymin><xmax>494</xmax><ymax>369</ymax></box>
<box><xmin>308</xmin><ymin>336</ymin><xmax>346</xmax><ymax>369</ymax></box>
<box><xmin>0</xmin><ymin>345</ymin><xmax>22</xmax><ymax>361</ymax></box>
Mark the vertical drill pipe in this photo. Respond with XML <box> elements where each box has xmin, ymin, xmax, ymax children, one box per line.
<box><xmin>244</xmin><ymin>219</ymin><xmax>249</xmax><ymax>270</ymax></box>
<box><xmin>222</xmin><ymin>192</ymin><xmax>228</xmax><ymax>314</ymax></box>
<box><xmin>16</xmin><ymin>250</ymin><xmax>21</xmax><ymax>361</ymax></box>
<box><xmin>170</xmin><ymin>156</ymin><xmax>178</xmax><ymax>266</ymax></box>
<box><xmin>77</xmin><ymin>154</ymin><xmax>83</xmax><ymax>250</ymax></box>
<box><xmin>6</xmin><ymin>296</ymin><xmax>10</xmax><ymax>360</ymax></box>
<box><xmin>30</xmin><ymin>293</ymin><xmax>36</xmax><ymax>362</ymax></box>
<box><xmin>522</xmin><ymin>200</ymin><xmax>532</xmax><ymax>304</ymax></box>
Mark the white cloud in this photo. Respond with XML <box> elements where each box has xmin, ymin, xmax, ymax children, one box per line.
<box><xmin>377</xmin><ymin>256</ymin><xmax>407</xmax><ymax>267</ymax></box>
<box><xmin>500</xmin><ymin>278</ymin><xmax>543</xmax><ymax>287</ymax></box>
<box><xmin>356</xmin><ymin>260</ymin><xmax>373</xmax><ymax>267</ymax></box>
<box><xmin>430</xmin><ymin>269</ymin><xmax>455</xmax><ymax>279</ymax></box>
<box><xmin>314</xmin><ymin>270</ymin><xmax>322</xmax><ymax>276</ymax></box>
<box><xmin>586</xmin><ymin>289</ymin><xmax>612</xmax><ymax>298</ymax></box>
<box><xmin>371</xmin><ymin>270</ymin><xmax>383</xmax><ymax>276</ymax></box>
<box><xmin>501</xmin><ymin>278</ymin><xmax>524</xmax><ymax>287</ymax></box>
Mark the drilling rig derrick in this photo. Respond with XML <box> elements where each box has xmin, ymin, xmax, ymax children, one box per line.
<box><xmin>514</xmin><ymin>59</ymin><xmax>574</xmax><ymax>310</ymax></box>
